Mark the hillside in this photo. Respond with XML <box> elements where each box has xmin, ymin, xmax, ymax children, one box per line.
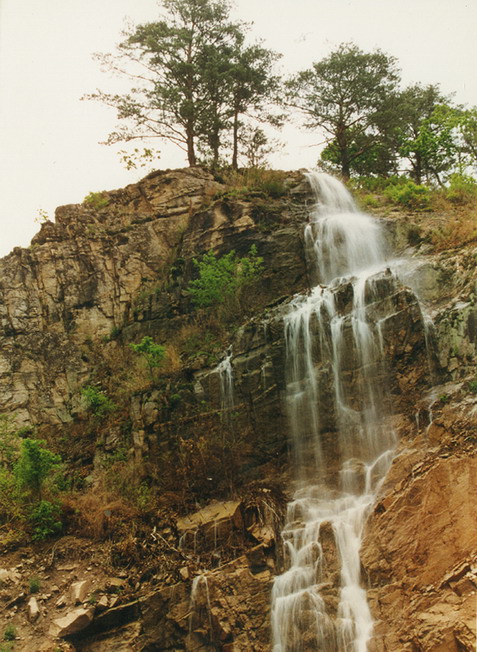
<box><xmin>0</xmin><ymin>167</ymin><xmax>475</xmax><ymax>651</ymax></box>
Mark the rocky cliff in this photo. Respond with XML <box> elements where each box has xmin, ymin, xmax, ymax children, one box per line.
<box><xmin>0</xmin><ymin>167</ymin><xmax>475</xmax><ymax>650</ymax></box>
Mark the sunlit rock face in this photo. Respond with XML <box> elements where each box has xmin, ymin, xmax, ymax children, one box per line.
<box><xmin>0</xmin><ymin>167</ymin><xmax>309</xmax><ymax>427</ymax></box>
<box><xmin>0</xmin><ymin>168</ymin><xmax>223</xmax><ymax>425</ymax></box>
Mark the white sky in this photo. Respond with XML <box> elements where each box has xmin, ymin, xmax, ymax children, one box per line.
<box><xmin>0</xmin><ymin>0</ymin><xmax>476</xmax><ymax>257</ymax></box>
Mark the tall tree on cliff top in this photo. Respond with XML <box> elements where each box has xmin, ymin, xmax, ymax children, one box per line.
<box><xmin>86</xmin><ymin>0</ymin><xmax>280</xmax><ymax>168</ymax></box>
<box><xmin>396</xmin><ymin>84</ymin><xmax>457</xmax><ymax>184</ymax></box>
<box><xmin>194</xmin><ymin>35</ymin><xmax>281</xmax><ymax>168</ymax></box>
<box><xmin>287</xmin><ymin>43</ymin><xmax>401</xmax><ymax>178</ymax></box>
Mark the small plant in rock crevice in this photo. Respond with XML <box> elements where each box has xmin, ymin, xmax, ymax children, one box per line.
<box><xmin>129</xmin><ymin>336</ymin><xmax>166</xmax><ymax>382</ymax></box>
<box><xmin>467</xmin><ymin>379</ymin><xmax>477</xmax><ymax>394</ymax></box>
<box><xmin>83</xmin><ymin>191</ymin><xmax>110</xmax><ymax>210</ymax></box>
<box><xmin>187</xmin><ymin>245</ymin><xmax>264</xmax><ymax>314</ymax></box>
<box><xmin>3</xmin><ymin>624</ymin><xmax>16</xmax><ymax>642</ymax></box>
<box><xmin>81</xmin><ymin>386</ymin><xmax>117</xmax><ymax>418</ymax></box>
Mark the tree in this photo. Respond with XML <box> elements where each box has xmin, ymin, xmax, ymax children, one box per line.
<box><xmin>130</xmin><ymin>336</ymin><xmax>166</xmax><ymax>381</ymax></box>
<box><xmin>455</xmin><ymin>107</ymin><xmax>477</xmax><ymax>167</ymax></box>
<box><xmin>239</xmin><ymin>126</ymin><xmax>282</xmax><ymax>168</ymax></box>
<box><xmin>396</xmin><ymin>84</ymin><xmax>458</xmax><ymax>184</ymax></box>
<box><xmin>226</xmin><ymin>43</ymin><xmax>281</xmax><ymax>169</ymax></box>
<box><xmin>87</xmin><ymin>0</ymin><xmax>280</xmax><ymax>168</ymax></box>
<box><xmin>287</xmin><ymin>43</ymin><xmax>401</xmax><ymax>178</ymax></box>
<box><xmin>14</xmin><ymin>438</ymin><xmax>62</xmax><ymax>501</ymax></box>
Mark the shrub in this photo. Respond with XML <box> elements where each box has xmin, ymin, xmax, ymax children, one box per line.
<box><xmin>218</xmin><ymin>168</ymin><xmax>288</xmax><ymax>199</ymax></box>
<box><xmin>0</xmin><ymin>415</ymin><xmax>21</xmax><ymax>467</ymax></box>
<box><xmin>445</xmin><ymin>173</ymin><xmax>477</xmax><ymax>204</ymax></box>
<box><xmin>0</xmin><ymin>468</ymin><xmax>23</xmax><ymax>524</ymax></box>
<box><xmin>3</xmin><ymin>625</ymin><xmax>16</xmax><ymax>641</ymax></box>
<box><xmin>129</xmin><ymin>336</ymin><xmax>166</xmax><ymax>382</ymax></box>
<box><xmin>29</xmin><ymin>500</ymin><xmax>62</xmax><ymax>541</ymax></box>
<box><xmin>14</xmin><ymin>438</ymin><xmax>62</xmax><ymax>501</ymax></box>
<box><xmin>29</xmin><ymin>576</ymin><xmax>41</xmax><ymax>593</ymax></box>
<box><xmin>384</xmin><ymin>180</ymin><xmax>431</xmax><ymax>209</ymax></box>
<box><xmin>187</xmin><ymin>245</ymin><xmax>264</xmax><ymax>310</ymax></box>
<box><xmin>81</xmin><ymin>386</ymin><xmax>116</xmax><ymax>418</ymax></box>
<box><xmin>431</xmin><ymin>212</ymin><xmax>477</xmax><ymax>250</ymax></box>
<box><xmin>359</xmin><ymin>193</ymin><xmax>380</xmax><ymax>209</ymax></box>
<box><xmin>61</xmin><ymin>491</ymin><xmax>138</xmax><ymax>541</ymax></box>
<box><xmin>83</xmin><ymin>191</ymin><xmax>109</xmax><ymax>210</ymax></box>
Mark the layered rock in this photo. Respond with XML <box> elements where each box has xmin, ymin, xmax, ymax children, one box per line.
<box><xmin>0</xmin><ymin>167</ymin><xmax>476</xmax><ymax>650</ymax></box>
<box><xmin>0</xmin><ymin>168</ymin><xmax>308</xmax><ymax>427</ymax></box>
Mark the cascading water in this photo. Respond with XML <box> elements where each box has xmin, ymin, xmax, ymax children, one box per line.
<box><xmin>271</xmin><ymin>172</ymin><xmax>403</xmax><ymax>652</ymax></box>
<box><xmin>214</xmin><ymin>349</ymin><xmax>235</xmax><ymax>418</ymax></box>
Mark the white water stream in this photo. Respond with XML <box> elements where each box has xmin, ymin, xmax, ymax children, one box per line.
<box><xmin>270</xmin><ymin>172</ymin><xmax>401</xmax><ymax>652</ymax></box>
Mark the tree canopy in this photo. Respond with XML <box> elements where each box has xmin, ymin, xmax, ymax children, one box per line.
<box><xmin>88</xmin><ymin>4</ymin><xmax>477</xmax><ymax>182</ymax></box>
<box><xmin>286</xmin><ymin>43</ymin><xmax>401</xmax><ymax>178</ymax></box>
<box><xmin>87</xmin><ymin>0</ymin><xmax>280</xmax><ymax>168</ymax></box>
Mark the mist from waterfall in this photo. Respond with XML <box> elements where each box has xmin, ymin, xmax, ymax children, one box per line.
<box><xmin>270</xmin><ymin>172</ymin><xmax>401</xmax><ymax>652</ymax></box>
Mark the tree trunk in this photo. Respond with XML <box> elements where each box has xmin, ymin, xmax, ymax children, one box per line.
<box><xmin>187</xmin><ymin>127</ymin><xmax>196</xmax><ymax>166</ymax></box>
<box><xmin>412</xmin><ymin>155</ymin><xmax>422</xmax><ymax>185</ymax></box>
<box><xmin>232</xmin><ymin>109</ymin><xmax>239</xmax><ymax>170</ymax></box>
<box><xmin>337</xmin><ymin>125</ymin><xmax>350</xmax><ymax>180</ymax></box>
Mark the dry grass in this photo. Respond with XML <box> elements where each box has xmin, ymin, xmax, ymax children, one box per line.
<box><xmin>218</xmin><ymin>168</ymin><xmax>288</xmax><ymax>199</ymax></box>
<box><xmin>61</xmin><ymin>491</ymin><xmax>139</xmax><ymax>541</ymax></box>
<box><xmin>430</xmin><ymin>206</ymin><xmax>477</xmax><ymax>251</ymax></box>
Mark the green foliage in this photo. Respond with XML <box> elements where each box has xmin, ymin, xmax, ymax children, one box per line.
<box><xmin>0</xmin><ymin>468</ymin><xmax>23</xmax><ymax>524</ymax></box>
<box><xmin>87</xmin><ymin>0</ymin><xmax>280</xmax><ymax>167</ymax></box>
<box><xmin>238</xmin><ymin>127</ymin><xmax>283</xmax><ymax>169</ymax></box>
<box><xmin>287</xmin><ymin>42</ymin><xmax>401</xmax><ymax>178</ymax></box>
<box><xmin>81</xmin><ymin>386</ymin><xmax>116</xmax><ymax>418</ymax></box>
<box><xmin>87</xmin><ymin>592</ymin><xmax>99</xmax><ymax>605</ymax></box>
<box><xmin>129</xmin><ymin>337</ymin><xmax>166</xmax><ymax>381</ymax></box>
<box><xmin>459</xmin><ymin>107</ymin><xmax>477</xmax><ymax>165</ymax></box>
<box><xmin>0</xmin><ymin>418</ymin><xmax>65</xmax><ymax>542</ymax></box>
<box><xmin>187</xmin><ymin>245</ymin><xmax>264</xmax><ymax>309</ymax></box>
<box><xmin>384</xmin><ymin>180</ymin><xmax>431</xmax><ymax>209</ymax></box>
<box><xmin>3</xmin><ymin>625</ymin><xmax>16</xmax><ymax>642</ymax></box>
<box><xmin>83</xmin><ymin>191</ymin><xmax>109</xmax><ymax>210</ymax></box>
<box><xmin>28</xmin><ymin>576</ymin><xmax>41</xmax><ymax>593</ymax></box>
<box><xmin>467</xmin><ymin>379</ymin><xmax>477</xmax><ymax>394</ymax></box>
<box><xmin>34</xmin><ymin>208</ymin><xmax>50</xmax><ymax>225</ymax></box>
<box><xmin>445</xmin><ymin>173</ymin><xmax>477</xmax><ymax>204</ymax></box>
<box><xmin>109</xmin><ymin>325</ymin><xmax>123</xmax><ymax>340</ymax></box>
<box><xmin>359</xmin><ymin>193</ymin><xmax>380</xmax><ymax>209</ymax></box>
<box><xmin>118</xmin><ymin>147</ymin><xmax>160</xmax><ymax>171</ymax></box>
<box><xmin>14</xmin><ymin>438</ymin><xmax>62</xmax><ymax>501</ymax></box>
<box><xmin>398</xmin><ymin>93</ymin><xmax>459</xmax><ymax>185</ymax></box>
<box><xmin>29</xmin><ymin>500</ymin><xmax>62</xmax><ymax>541</ymax></box>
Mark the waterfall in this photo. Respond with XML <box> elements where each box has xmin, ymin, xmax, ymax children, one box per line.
<box><xmin>214</xmin><ymin>350</ymin><xmax>235</xmax><ymax>418</ymax></box>
<box><xmin>271</xmin><ymin>172</ymin><xmax>403</xmax><ymax>652</ymax></box>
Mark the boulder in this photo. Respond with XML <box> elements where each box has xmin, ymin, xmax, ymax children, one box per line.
<box><xmin>27</xmin><ymin>596</ymin><xmax>40</xmax><ymax>622</ymax></box>
<box><xmin>50</xmin><ymin>607</ymin><xmax>94</xmax><ymax>637</ymax></box>
<box><xmin>69</xmin><ymin>579</ymin><xmax>89</xmax><ymax>604</ymax></box>
<box><xmin>177</xmin><ymin>500</ymin><xmax>243</xmax><ymax>551</ymax></box>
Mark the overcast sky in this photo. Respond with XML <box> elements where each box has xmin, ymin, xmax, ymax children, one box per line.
<box><xmin>0</xmin><ymin>0</ymin><xmax>476</xmax><ymax>258</ymax></box>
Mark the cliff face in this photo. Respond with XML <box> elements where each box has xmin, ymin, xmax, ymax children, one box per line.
<box><xmin>0</xmin><ymin>168</ymin><xmax>308</xmax><ymax>428</ymax></box>
<box><xmin>0</xmin><ymin>168</ymin><xmax>476</xmax><ymax>650</ymax></box>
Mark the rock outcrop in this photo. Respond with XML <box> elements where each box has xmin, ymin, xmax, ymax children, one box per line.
<box><xmin>0</xmin><ymin>167</ymin><xmax>476</xmax><ymax>650</ymax></box>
